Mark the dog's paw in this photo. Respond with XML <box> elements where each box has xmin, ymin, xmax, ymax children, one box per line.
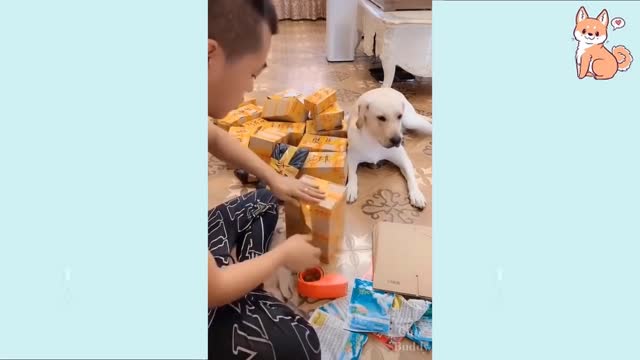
<box><xmin>346</xmin><ymin>183</ymin><xmax>359</xmax><ymax>204</ymax></box>
<box><xmin>409</xmin><ymin>189</ymin><xmax>427</xmax><ymax>210</ymax></box>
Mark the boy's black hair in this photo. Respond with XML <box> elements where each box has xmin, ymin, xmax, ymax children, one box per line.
<box><xmin>209</xmin><ymin>0</ymin><xmax>278</xmax><ymax>60</ymax></box>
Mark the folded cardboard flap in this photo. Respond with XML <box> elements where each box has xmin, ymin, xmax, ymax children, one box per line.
<box><xmin>305</xmin><ymin>88</ymin><xmax>337</xmax><ymax>119</ymax></box>
<box><xmin>372</xmin><ymin>222</ymin><xmax>432</xmax><ymax>299</ymax></box>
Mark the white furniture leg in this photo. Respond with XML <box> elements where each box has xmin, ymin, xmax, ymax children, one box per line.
<box><xmin>381</xmin><ymin>55</ymin><xmax>396</xmax><ymax>88</ymax></box>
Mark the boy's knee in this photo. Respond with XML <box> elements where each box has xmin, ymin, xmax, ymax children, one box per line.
<box><xmin>255</xmin><ymin>188</ymin><xmax>278</xmax><ymax>206</ymax></box>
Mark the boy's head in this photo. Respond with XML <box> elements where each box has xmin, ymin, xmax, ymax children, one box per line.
<box><xmin>208</xmin><ymin>0</ymin><xmax>278</xmax><ymax>118</ymax></box>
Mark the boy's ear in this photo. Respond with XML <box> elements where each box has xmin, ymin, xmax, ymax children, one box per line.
<box><xmin>597</xmin><ymin>9</ymin><xmax>609</xmax><ymax>26</ymax></box>
<box><xmin>356</xmin><ymin>103</ymin><xmax>369</xmax><ymax>130</ymax></box>
<box><xmin>576</xmin><ymin>6</ymin><xmax>588</xmax><ymax>23</ymax></box>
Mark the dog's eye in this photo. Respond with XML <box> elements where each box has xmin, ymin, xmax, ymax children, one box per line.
<box><xmin>397</xmin><ymin>114</ymin><xmax>403</xmax><ymax>120</ymax></box>
<box><xmin>582</xmin><ymin>29</ymin><xmax>586</xmax><ymax>34</ymax></box>
<box><xmin>596</xmin><ymin>31</ymin><xmax>599</xmax><ymax>36</ymax></box>
<box><xmin>377</xmin><ymin>115</ymin><xmax>386</xmax><ymax>122</ymax></box>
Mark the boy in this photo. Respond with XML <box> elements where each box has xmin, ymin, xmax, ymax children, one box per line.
<box><xmin>208</xmin><ymin>0</ymin><xmax>323</xmax><ymax>358</ymax></box>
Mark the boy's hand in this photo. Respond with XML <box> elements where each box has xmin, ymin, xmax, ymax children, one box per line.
<box><xmin>267</xmin><ymin>174</ymin><xmax>325</xmax><ymax>203</ymax></box>
<box><xmin>277</xmin><ymin>234</ymin><xmax>321</xmax><ymax>272</ymax></box>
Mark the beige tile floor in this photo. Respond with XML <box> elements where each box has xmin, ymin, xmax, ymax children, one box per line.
<box><xmin>209</xmin><ymin>20</ymin><xmax>432</xmax><ymax>359</ymax></box>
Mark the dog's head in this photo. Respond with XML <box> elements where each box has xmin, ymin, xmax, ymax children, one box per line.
<box><xmin>355</xmin><ymin>92</ymin><xmax>405</xmax><ymax>148</ymax></box>
<box><xmin>574</xmin><ymin>7</ymin><xmax>609</xmax><ymax>45</ymax></box>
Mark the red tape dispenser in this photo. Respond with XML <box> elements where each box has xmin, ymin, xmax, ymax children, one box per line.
<box><xmin>298</xmin><ymin>267</ymin><xmax>348</xmax><ymax>299</ymax></box>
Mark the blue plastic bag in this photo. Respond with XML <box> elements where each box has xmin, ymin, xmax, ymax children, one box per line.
<box><xmin>345</xmin><ymin>278</ymin><xmax>394</xmax><ymax>333</ymax></box>
<box><xmin>318</xmin><ymin>296</ymin><xmax>349</xmax><ymax>321</ymax></box>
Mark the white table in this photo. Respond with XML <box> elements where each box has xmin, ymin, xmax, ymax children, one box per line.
<box><xmin>358</xmin><ymin>0</ymin><xmax>432</xmax><ymax>87</ymax></box>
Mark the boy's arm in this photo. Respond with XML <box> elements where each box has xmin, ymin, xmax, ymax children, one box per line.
<box><xmin>208</xmin><ymin>123</ymin><xmax>324</xmax><ymax>203</ymax></box>
<box><xmin>208</xmin><ymin>234</ymin><xmax>320</xmax><ymax>307</ymax></box>
<box><xmin>208</xmin><ymin>249</ymin><xmax>285</xmax><ymax>307</ymax></box>
<box><xmin>208</xmin><ymin>123</ymin><xmax>271</xmax><ymax>178</ymax></box>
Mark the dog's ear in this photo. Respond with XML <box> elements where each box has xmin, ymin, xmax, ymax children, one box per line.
<box><xmin>576</xmin><ymin>6</ymin><xmax>588</xmax><ymax>23</ymax></box>
<box><xmin>597</xmin><ymin>9</ymin><xmax>608</xmax><ymax>26</ymax></box>
<box><xmin>356</xmin><ymin>103</ymin><xmax>369</xmax><ymax>129</ymax></box>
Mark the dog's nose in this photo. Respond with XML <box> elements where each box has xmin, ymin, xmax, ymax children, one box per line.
<box><xmin>390</xmin><ymin>136</ymin><xmax>402</xmax><ymax>147</ymax></box>
<box><xmin>588</xmin><ymin>32</ymin><xmax>593</xmax><ymax>36</ymax></box>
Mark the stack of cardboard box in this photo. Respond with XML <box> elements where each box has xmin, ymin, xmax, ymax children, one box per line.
<box><xmin>211</xmin><ymin>88</ymin><xmax>350</xmax><ymax>264</ymax></box>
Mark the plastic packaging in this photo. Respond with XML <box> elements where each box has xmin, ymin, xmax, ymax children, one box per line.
<box><xmin>318</xmin><ymin>296</ymin><xmax>350</xmax><ymax>321</ymax></box>
<box><xmin>309</xmin><ymin>308</ymin><xmax>368</xmax><ymax>360</ymax></box>
<box><xmin>345</xmin><ymin>278</ymin><xmax>394</xmax><ymax>333</ymax></box>
<box><xmin>406</xmin><ymin>302</ymin><xmax>433</xmax><ymax>351</ymax></box>
<box><xmin>388</xmin><ymin>295</ymin><xmax>430</xmax><ymax>338</ymax></box>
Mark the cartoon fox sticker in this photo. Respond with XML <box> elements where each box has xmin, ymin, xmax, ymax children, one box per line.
<box><xmin>574</xmin><ymin>6</ymin><xmax>633</xmax><ymax>80</ymax></box>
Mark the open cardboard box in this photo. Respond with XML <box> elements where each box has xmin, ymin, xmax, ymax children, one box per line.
<box><xmin>372</xmin><ymin>222</ymin><xmax>432</xmax><ymax>299</ymax></box>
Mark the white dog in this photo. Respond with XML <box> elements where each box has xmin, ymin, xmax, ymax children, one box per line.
<box><xmin>346</xmin><ymin>88</ymin><xmax>432</xmax><ymax>209</ymax></box>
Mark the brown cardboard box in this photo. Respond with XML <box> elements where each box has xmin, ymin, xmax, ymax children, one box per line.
<box><xmin>313</xmin><ymin>103</ymin><xmax>344</xmax><ymax>131</ymax></box>
<box><xmin>238</xmin><ymin>98</ymin><xmax>257</xmax><ymax>107</ymax></box>
<box><xmin>306</xmin><ymin>119</ymin><xmax>348</xmax><ymax>138</ymax></box>
<box><xmin>285</xmin><ymin>175</ymin><xmax>346</xmax><ymax>264</ymax></box>
<box><xmin>269</xmin><ymin>143</ymin><xmax>310</xmax><ymax>178</ymax></box>
<box><xmin>298</xmin><ymin>134</ymin><xmax>348</xmax><ymax>153</ymax></box>
<box><xmin>369</xmin><ymin>0</ymin><xmax>432</xmax><ymax>11</ymax></box>
<box><xmin>372</xmin><ymin>222</ymin><xmax>432</xmax><ymax>299</ymax></box>
<box><xmin>260</xmin><ymin>121</ymin><xmax>307</xmax><ymax>146</ymax></box>
<box><xmin>242</xmin><ymin>118</ymin><xmax>268</xmax><ymax>134</ymax></box>
<box><xmin>217</xmin><ymin>103</ymin><xmax>263</xmax><ymax>130</ymax></box>
<box><xmin>229</xmin><ymin>126</ymin><xmax>251</xmax><ymax>139</ymax></box>
<box><xmin>301</xmin><ymin>152</ymin><xmax>347</xmax><ymax>185</ymax></box>
<box><xmin>262</xmin><ymin>96</ymin><xmax>307</xmax><ymax>123</ymax></box>
<box><xmin>268</xmin><ymin>89</ymin><xmax>303</xmax><ymax>99</ymax></box>
<box><xmin>305</xmin><ymin>88</ymin><xmax>337</xmax><ymax>118</ymax></box>
<box><xmin>248</xmin><ymin>128</ymin><xmax>289</xmax><ymax>163</ymax></box>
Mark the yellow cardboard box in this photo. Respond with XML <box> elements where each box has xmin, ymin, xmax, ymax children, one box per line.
<box><xmin>270</xmin><ymin>143</ymin><xmax>310</xmax><ymax>178</ymax></box>
<box><xmin>238</xmin><ymin>98</ymin><xmax>257</xmax><ymax>107</ymax></box>
<box><xmin>262</xmin><ymin>96</ymin><xmax>306</xmax><ymax>123</ymax></box>
<box><xmin>301</xmin><ymin>152</ymin><xmax>347</xmax><ymax>185</ymax></box>
<box><xmin>305</xmin><ymin>88</ymin><xmax>337</xmax><ymax>118</ymax></box>
<box><xmin>305</xmin><ymin>119</ymin><xmax>348</xmax><ymax>138</ymax></box>
<box><xmin>228</xmin><ymin>126</ymin><xmax>251</xmax><ymax>145</ymax></box>
<box><xmin>313</xmin><ymin>103</ymin><xmax>344</xmax><ymax>131</ymax></box>
<box><xmin>285</xmin><ymin>175</ymin><xmax>346</xmax><ymax>264</ymax></box>
<box><xmin>249</xmin><ymin>128</ymin><xmax>289</xmax><ymax>163</ymax></box>
<box><xmin>217</xmin><ymin>103</ymin><xmax>263</xmax><ymax>130</ymax></box>
<box><xmin>298</xmin><ymin>134</ymin><xmax>348</xmax><ymax>153</ymax></box>
<box><xmin>268</xmin><ymin>89</ymin><xmax>303</xmax><ymax>99</ymax></box>
<box><xmin>261</xmin><ymin>121</ymin><xmax>306</xmax><ymax>146</ymax></box>
<box><xmin>242</xmin><ymin>118</ymin><xmax>268</xmax><ymax>134</ymax></box>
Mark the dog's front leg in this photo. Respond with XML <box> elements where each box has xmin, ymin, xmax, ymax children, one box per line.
<box><xmin>389</xmin><ymin>149</ymin><xmax>427</xmax><ymax>209</ymax></box>
<box><xmin>346</xmin><ymin>153</ymin><xmax>360</xmax><ymax>204</ymax></box>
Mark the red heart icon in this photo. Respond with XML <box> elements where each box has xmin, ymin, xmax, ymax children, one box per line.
<box><xmin>615</xmin><ymin>19</ymin><xmax>622</xmax><ymax>25</ymax></box>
